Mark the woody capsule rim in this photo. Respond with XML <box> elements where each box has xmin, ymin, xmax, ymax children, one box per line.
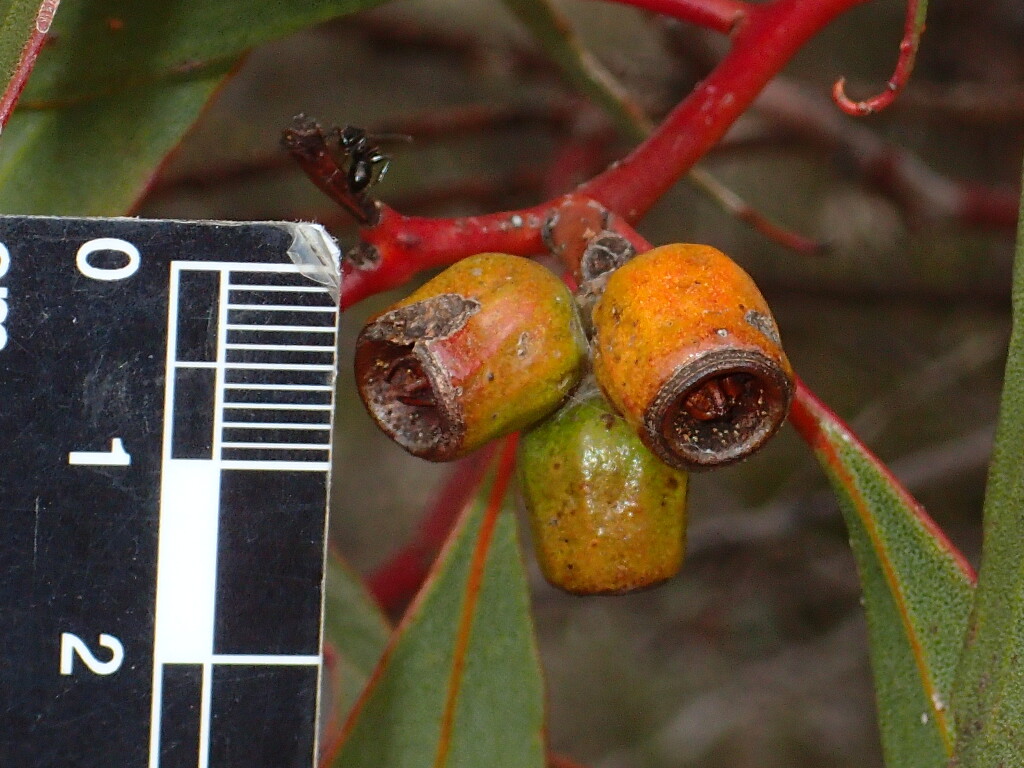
<box><xmin>355</xmin><ymin>293</ymin><xmax>477</xmax><ymax>461</ymax></box>
<box><xmin>642</xmin><ymin>347</ymin><xmax>795</xmax><ymax>471</ymax></box>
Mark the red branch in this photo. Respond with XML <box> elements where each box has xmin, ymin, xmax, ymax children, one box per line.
<box><xmin>340</xmin><ymin>0</ymin><xmax>868</xmax><ymax>308</ymax></box>
<box><xmin>833</xmin><ymin>0</ymin><xmax>924</xmax><ymax>116</ymax></box>
<box><xmin>0</xmin><ymin>1</ymin><xmax>60</xmax><ymax>129</ymax></box>
<box><xmin>578</xmin><ymin>0</ymin><xmax>868</xmax><ymax>219</ymax></box>
<box><xmin>607</xmin><ymin>0</ymin><xmax>750</xmax><ymax>34</ymax></box>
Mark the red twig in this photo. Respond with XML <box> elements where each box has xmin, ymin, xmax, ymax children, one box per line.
<box><xmin>339</xmin><ymin>0</ymin><xmax>867</xmax><ymax>308</ymax></box>
<box><xmin>366</xmin><ymin>446</ymin><xmax>496</xmax><ymax>613</ymax></box>
<box><xmin>832</xmin><ymin>0</ymin><xmax>925</xmax><ymax>116</ymax></box>
<box><xmin>342</xmin><ymin>199</ymin><xmax>554</xmax><ymax>309</ymax></box>
<box><xmin>753</xmin><ymin>77</ymin><xmax>1021</xmax><ymax>230</ymax></box>
<box><xmin>607</xmin><ymin>0</ymin><xmax>750</xmax><ymax>34</ymax></box>
<box><xmin>578</xmin><ymin>0</ymin><xmax>868</xmax><ymax>220</ymax></box>
<box><xmin>688</xmin><ymin>167</ymin><xmax>827</xmax><ymax>255</ymax></box>
<box><xmin>547</xmin><ymin>753</ymin><xmax>592</xmax><ymax>768</ymax></box>
<box><xmin>0</xmin><ymin>1</ymin><xmax>60</xmax><ymax>129</ymax></box>
<box><xmin>281</xmin><ymin>115</ymin><xmax>378</xmax><ymax>225</ymax></box>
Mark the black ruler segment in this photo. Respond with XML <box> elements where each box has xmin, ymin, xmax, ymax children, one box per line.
<box><xmin>0</xmin><ymin>216</ymin><xmax>339</xmax><ymax>767</ymax></box>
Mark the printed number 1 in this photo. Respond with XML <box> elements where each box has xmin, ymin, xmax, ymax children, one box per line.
<box><xmin>60</xmin><ymin>632</ymin><xmax>125</xmax><ymax>676</ymax></box>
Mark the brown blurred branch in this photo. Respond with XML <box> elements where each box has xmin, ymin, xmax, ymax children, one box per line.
<box><xmin>751</xmin><ymin>77</ymin><xmax>1021</xmax><ymax>230</ymax></box>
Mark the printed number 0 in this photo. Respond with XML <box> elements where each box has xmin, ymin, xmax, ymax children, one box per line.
<box><xmin>76</xmin><ymin>238</ymin><xmax>140</xmax><ymax>281</ymax></box>
<box><xmin>59</xmin><ymin>632</ymin><xmax>125</xmax><ymax>676</ymax></box>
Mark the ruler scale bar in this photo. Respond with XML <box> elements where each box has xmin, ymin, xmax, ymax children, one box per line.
<box><xmin>1</xmin><ymin>219</ymin><xmax>337</xmax><ymax>768</ymax></box>
<box><xmin>157</xmin><ymin>256</ymin><xmax>337</xmax><ymax>765</ymax></box>
<box><xmin>227</xmin><ymin>304</ymin><xmax>337</xmax><ymax>313</ymax></box>
<box><xmin>225</xmin><ymin>343</ymin><xmax>333</xmax><ymax>352</ymax></box>
<box><xmin>154</xmin><ymin>249</ymin><xmax>339</xmax><ymax>766</ymax></box>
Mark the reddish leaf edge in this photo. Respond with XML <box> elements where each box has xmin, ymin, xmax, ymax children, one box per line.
<box><xmin>789</xmin><ymin>378</ymin><xmax>975</xmax><ymax>583</ymax></box>
<box><xmin>0</xmin><ymin>0</ymin><xmax>60</xmax><ymax>129</ymax></box>
<box><xmin>789</xmin><ymin>377</ymin><xmax>975</xmax><ymax>750</ymax></box>
<box><xmin>319</xmin><ymin>435</ymin><xmax>520</xmax><ymax>767</ymax></box>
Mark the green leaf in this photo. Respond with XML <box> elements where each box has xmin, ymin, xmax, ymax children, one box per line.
<box><xmin>791</xmin><ymin>385</ymin><xmax>975</xmax><ymax>767</ymax></box>
<box><xmin>0</xmin><ymin>0</ymin><xmax>390</xmax><ymax>215</ymax></box>
<box><xmin>0</xmin><ymin>1</ymin><xmax>46</xmax><ymax>90</ymax></box>
<box><xmin>950</xmin><ymin>165</ymin><xmax>1024</xmax><ymax>766</ymax></box>
<box><xmin>500</xmin><ymin>0</ymin><xmax>649</xmax><ymax>141</ymax></box>
<box><xmin>324</xmin><ymin>548</ymin><xmax>391</xmax><ymax>718</ymax></box>
<box><xmin>327</xmin><ymin>444</ymin><xmax>546</xmax><ymax>768</ymax></box>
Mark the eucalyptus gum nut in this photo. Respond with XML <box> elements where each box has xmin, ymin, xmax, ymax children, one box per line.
<box><xmin>518</xmin><ymin>391</ymin><xmax>689</xmax><ymax>595</ymax></box>
<box><xmin>591</xmin><ymin>243</ymin><xmax>795</xmax><ymax>470</ymax></box>
<box><xmin>355</xmin><ymin>253</ymin><xmax>588</xmax><ymax>461</ymax></box>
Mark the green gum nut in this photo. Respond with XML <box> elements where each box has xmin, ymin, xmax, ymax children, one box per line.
<box><xmin>355</xmin><ymin>253</ymin><xmax>588</xmax><ymax>461</ymax></box>
<box><xmin>518</xmin><ymin>389</ymin><xmax>689</xmax><ymax>595</ymax></box>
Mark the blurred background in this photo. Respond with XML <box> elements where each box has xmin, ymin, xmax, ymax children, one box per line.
<box><xmin>137</xmin><ymin>0</ymin><xmax>1023</xmax><ymax>765</ymax></box>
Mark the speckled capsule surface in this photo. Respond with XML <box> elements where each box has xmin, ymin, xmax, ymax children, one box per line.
<box><xmin>591</xmin><ymin>243</ymin><xmax>795</xmax><ymax>470</ymax></box>
<box><xmin>356</xmin><ymin>253</ymin><xmax>588</xmax><ymax>461</ymax></box>
<box><xmin>518</xmin><ymin>390</ymin><xmax>688</xmax><ymax>595</ymax></box>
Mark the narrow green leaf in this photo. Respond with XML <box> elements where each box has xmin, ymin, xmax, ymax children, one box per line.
<box><xmin>500</xmin><ymin>0</ymin><xmax>649</xmax><ymax>142</ymax></box>
<box><xmin>791</xmin><ymin>385</ymin><xmax>975</xmax><ymax>767</ymax></box>
<box><xmin>950</xmin><ymin>165</ymin><xmax>1024</xmax><ymax>766</ymax></box>
<box><xmin>328</xmin><ymin>445</ymin><xmax>546</xmax><ymax>768</ymax></box>
<box><xmin>0</xmin><ymin>75</ymin><xmax>225</xmax><ymax>214</ymax></box>
<box><xmin>0</xmin><ymin>1</ymin><xmax>45</xmax><ymax>89</ymax></box>
<box><xmin>0</xmin><ymin>0</ymin><xmax>390</xmax><ymax>215</ymax></box>
<box><xmin>324</xmin><ymin>549</ymin><xmax>391</xmax><ymax>718</ymax></box>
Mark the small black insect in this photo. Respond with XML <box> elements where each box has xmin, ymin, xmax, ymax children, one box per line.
<box><xmin>333</xmin><ymin>125</ymin><xmax>399</xmax><ymax>194</ymax></box>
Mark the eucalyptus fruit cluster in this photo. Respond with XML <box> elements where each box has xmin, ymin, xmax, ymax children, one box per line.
<box><xmin>355</xmin><ymin>243</ymin><xmax>794</xmax><ymax>594</ymax></box>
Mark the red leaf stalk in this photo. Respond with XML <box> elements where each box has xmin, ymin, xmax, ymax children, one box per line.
<box><xmin>833</xmin><ymin>0</ymin><xmax>925</xmax><ymax>116</ymax></box>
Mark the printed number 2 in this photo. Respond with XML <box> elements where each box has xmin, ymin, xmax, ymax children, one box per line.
<box><xmin>59</xmin><ymin>632</ymin><xmax>125</xmax><ymax>676</ymax></box>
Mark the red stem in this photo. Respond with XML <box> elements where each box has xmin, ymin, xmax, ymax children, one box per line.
<box><xmin>605</xmin><ymin>0</ymin><xmax>750</xmax><ymax>34</ymax></box>
<box><xmin>833</xmin><ymin>0</ymin><xmax>923</xmax><ymax>116</ymax></box>
<box><xmin>0</xmin><ymin>1</ymin><xmax>60</xmax><ymax>129</ymax></box>
<box><xmin>578</xmin><ymin>0</ymin><xmax>869</xmax><ymax>221</ymax></box>
<box><xmin>343</xmin><ymin>199</ymin><xmax>555</xmax><ymax>309</ymax></box>
<box><xmin>338</xmin><ymin>0</ymin><xmax>867</xmax><ymax>307</ymax></box>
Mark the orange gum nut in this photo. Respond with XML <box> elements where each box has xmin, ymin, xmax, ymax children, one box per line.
<box><xmin>591</xmin><ymin>244</ymin><xmax>795</xmax><ymax>470</ymax></box>
<box><xmin>355</xmin><ymin>253</ymin><xmax>587</xmax><ymax>461</ymax></box>
<box><xmin>518</xmin><ymin>390</ymin><xmax>688</xmax><ymax>595</ymax></box>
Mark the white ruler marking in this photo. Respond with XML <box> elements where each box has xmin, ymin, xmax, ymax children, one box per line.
<box><xmin>151</xmin><ymin>261</ymin><xmax>337</xmax><ymax>767</ymax></box>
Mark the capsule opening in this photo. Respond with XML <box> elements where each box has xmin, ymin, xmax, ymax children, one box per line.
<box><xmin>355</xmin><ymin>294</ymin><xmax>478</xmax><ymax>460</ymax></box>
<box><xmin>645</xmin><ymin>349</ymin><xmax>793</xmax><ymax>470</ymax></box>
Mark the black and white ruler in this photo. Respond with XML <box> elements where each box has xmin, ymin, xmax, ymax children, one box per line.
<box><xmin>0</xmin><ymin>216</ymin><xmax>341</xmax><ymax>767</ymax></box>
